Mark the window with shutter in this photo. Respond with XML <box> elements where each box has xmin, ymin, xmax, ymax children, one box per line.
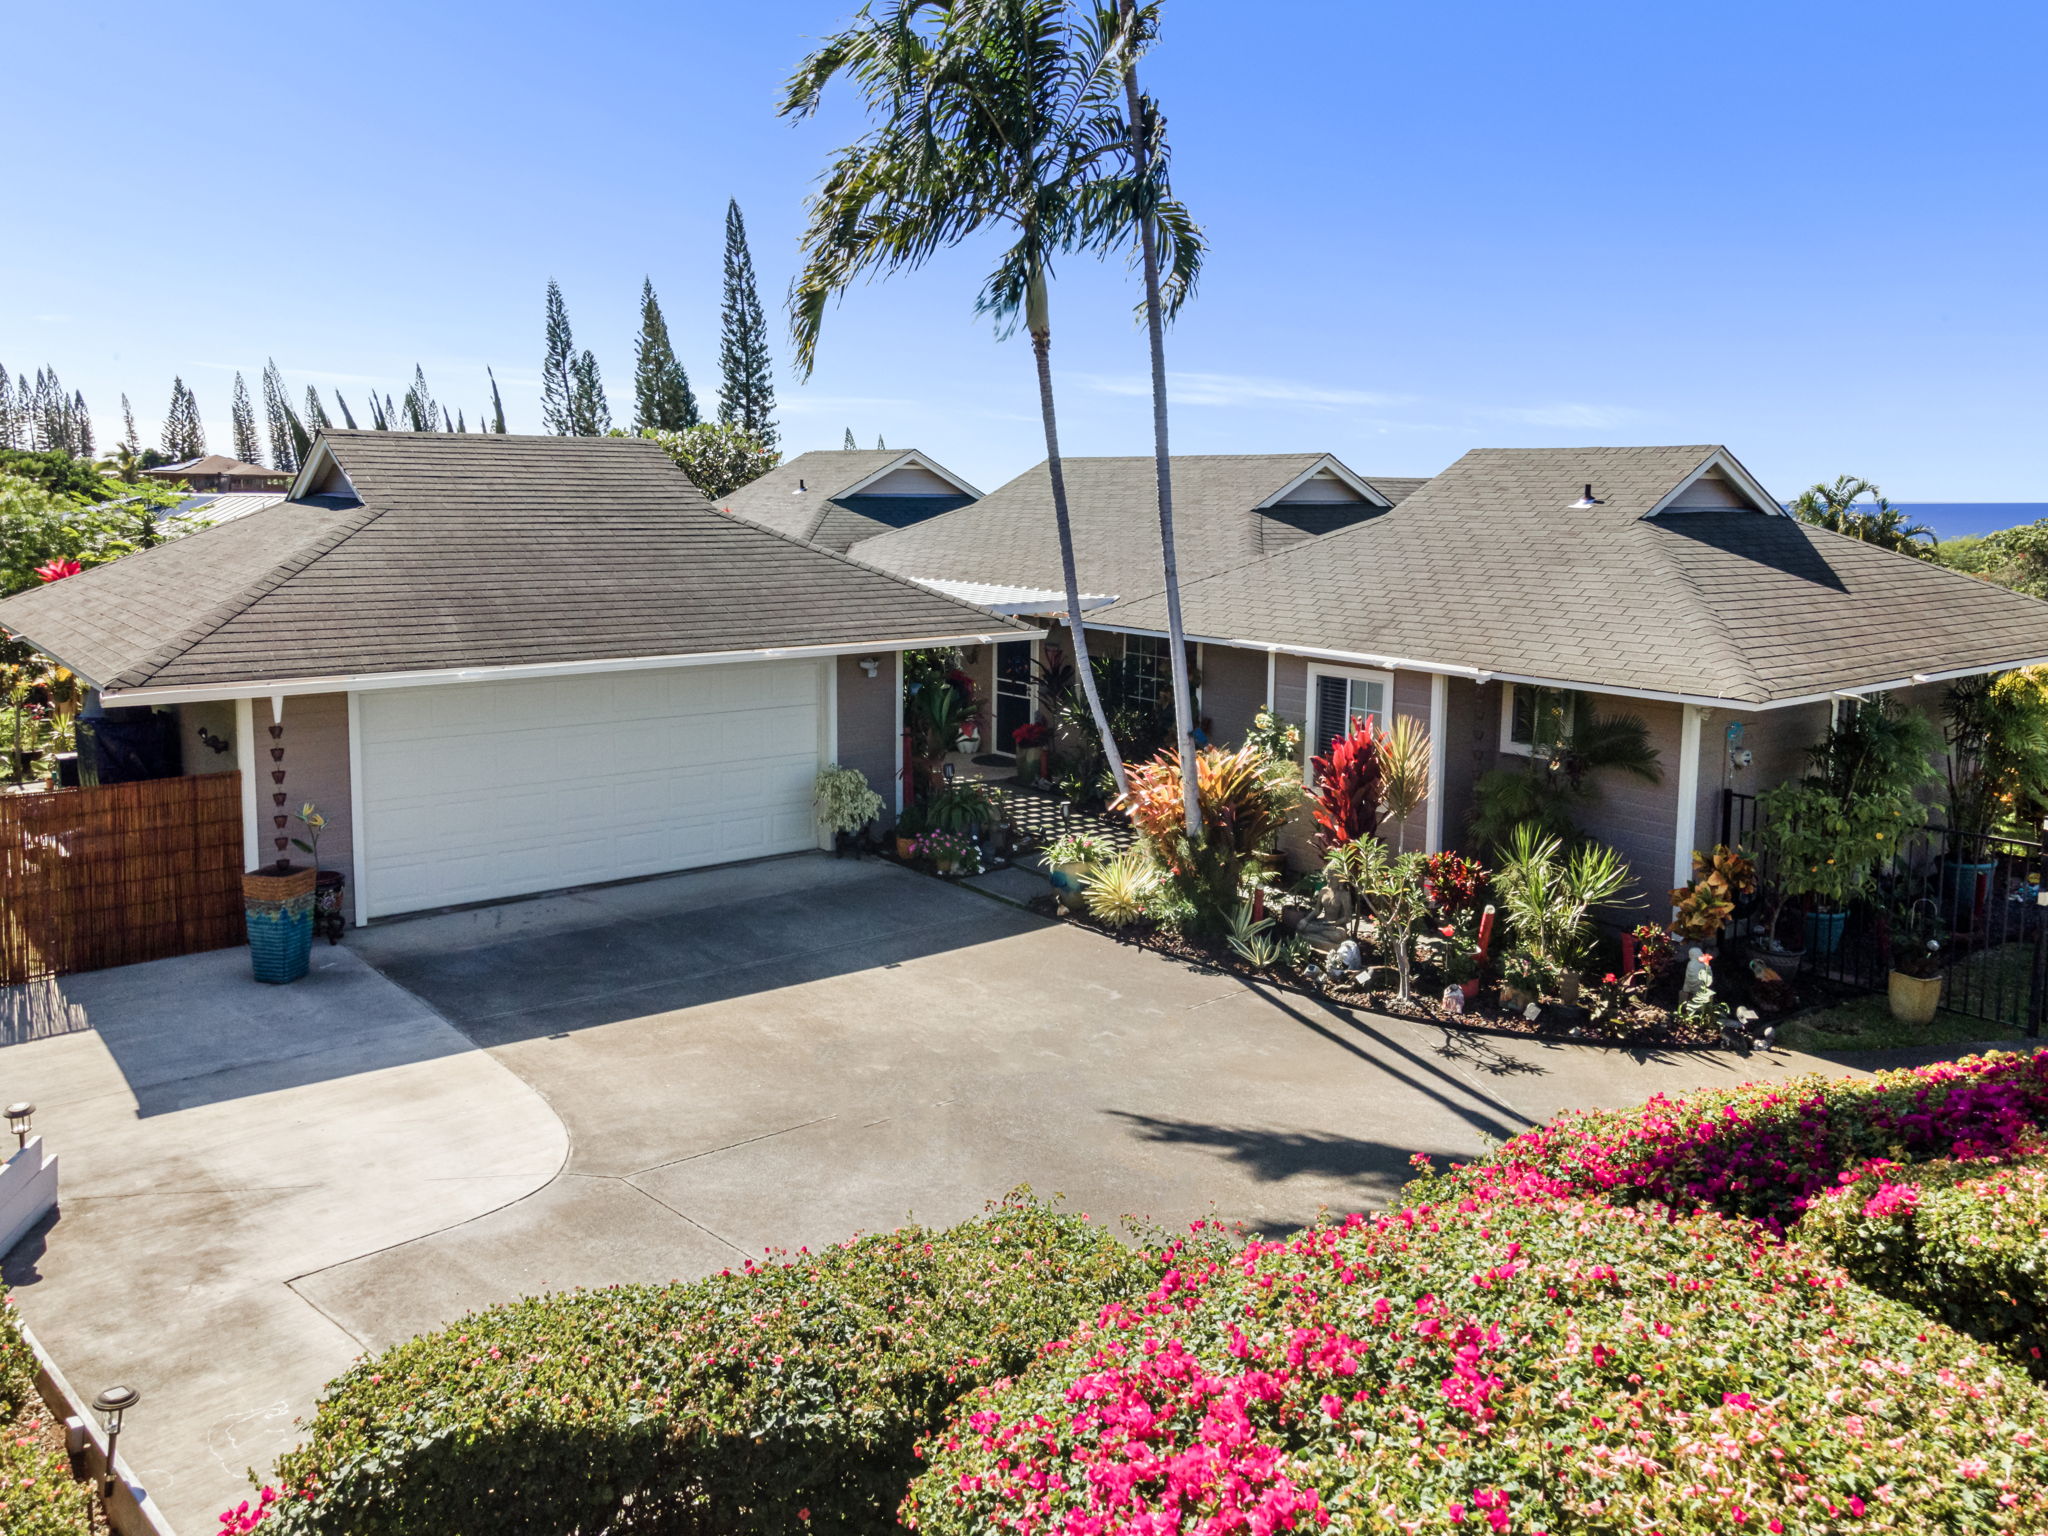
<box><xmin>1306</xmin><ymin>665</ymin><xmax>1392</xmax><ymax>774</ymax></box>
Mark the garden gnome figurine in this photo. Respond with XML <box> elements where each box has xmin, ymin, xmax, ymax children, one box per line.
<box><xmin>1682</xmin><ymin>946</ymin><xmax>1711</xmax><ymax>998</ymax></box>
<box><xmin>1442</xmin><ymin>984</ymin><xmax>1465</xmax><ymax>1016</ymax></box>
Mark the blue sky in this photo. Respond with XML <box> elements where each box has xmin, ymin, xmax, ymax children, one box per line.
<box><xmin>7</xmin><ymin>0</ymin><xmax>2044</xmax><ymax>502</ymax></box>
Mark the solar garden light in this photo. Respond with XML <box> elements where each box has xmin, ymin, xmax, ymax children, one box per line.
<box><xmin>4</xmin><ymin>1102</ymin><xmax>31</xmax><ymax>1152</ymax></box>
<box><xmin>91</xmin><ymin>1385</ymin><xmax>140</xmax><ymax>1500</ymax></box>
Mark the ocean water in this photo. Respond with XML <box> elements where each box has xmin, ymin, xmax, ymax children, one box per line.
<box><xmin>1895</xmin><ymin>503</ymin><xmax>2048</xmax><ymax>540</ymax></box>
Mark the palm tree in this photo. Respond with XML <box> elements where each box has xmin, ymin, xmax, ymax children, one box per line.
<box><xmin>1113</xmin><ymin>0</ymin><xmax>1205</xmax><ymax>838</ymax></box>
<box><xmin>784</xmin><ymin>0</ymin><xmax>1192</xmax><ymax>799</ymax></box>
<box><xmin>1791</xmin><ymin>475</ymin><xmax>1936</xmax><ymax>557</ymax></box>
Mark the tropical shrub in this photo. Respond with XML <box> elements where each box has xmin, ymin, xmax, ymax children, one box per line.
<box><xmin>1418</xmin><ymin>850</ymin><xmax>1484</xmax><ymax>915</ymax></box>
<box><xmin>0</xmin><ymin>1294</ymin><xmax>90</xmax><ymax>1536</ymax></box>
<box><xmin>1324</xmin><ymin>836</ymin><xmax>1427</xmax><ymax>1000</ymax></box>
<box><xmin>1078</xmin><ymin>849</ymin><xmax>1160</xmax><ymax>928</ymax></box>
<box><xmin>1669</xmin><ymin>843</ymin><xmax>1756</xmax><ymax>941</ymax></box>
<box><xmin>239</xmin><ymin>1196</ymin><xmax>1171</xmax><ymax>1536</ymax></box>
<box><xmin>1120</xmin><ymin>744</ymin><xmax>1299</xmax><ymax>929</ymax></box>
<box><xmin>1798</xmin><ymin>1150</ymin><xmax>2048</xmax><ymax>1378</ymax></box>
<box><xmin>1307</xmin><ymin>716</ymin><xmax>1380</xmax><ymax>847</ymax></box>
<box><xmin>1412</xmin><ymin>1050</ymin><xmax>2048</xmax><ymax>1231</ymax></box>
<box><xmin>1241</xmin><ymin>708</ymin><xmax>1301</xmax><ymax>764</ymax></box>
<box><xmin>1374</xmin><ymin>714</ymin><xmax>1431</xmax><ymax>851</ymax></box>
<box><xmin>907</xmin><ymin>1182</ymin><xmax>2048</xmax><ymax>1536</ymax></box>
<box><xmin>815</xmin><ymin>763</ymin><xmax>885</xmax><ymax>836</ymax></box>
<box><xmin>1492</xmin><ymin>822</ymin><xmax>1633</xmax><ymax>976</ymax></box>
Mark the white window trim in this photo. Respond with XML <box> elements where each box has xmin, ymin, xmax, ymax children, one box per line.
<box><xmin>1499</xmin><ymin>682</ymin><xmax>1579</xmax><ymax>758</ymax></box>
<box><xmin>1303</xmin><ymin>662</ymin><xmax>1395</xmax><ymax>781</ymax></box>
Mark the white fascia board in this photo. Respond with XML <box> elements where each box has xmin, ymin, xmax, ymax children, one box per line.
<box><xmin>1642</xmin><ymin>448</ymin><xmax>1785</xmax><ymax>519</ymax></box>
<box><xmin>288</xmin><ymin>437</ymin><xmax>338</xmax><ymax>501</ymax></box>
<box><xmin>836</xmin><ymin>451</ymin><xmax>984</xmax><ymax>501</ymax></box>
<box><xmin>97</xmin><ymin>632</ymin><xmax>1018</xmax><ymax>708</ymax></box>
<box><xmin>1256</xmin><ymin>454</ymin><xmax>1391</xmax><ymax>510</ymax></box>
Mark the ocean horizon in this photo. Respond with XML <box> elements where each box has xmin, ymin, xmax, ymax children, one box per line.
<box><xmin>1891</xmin><ymin>503</ymin><xmax>2048</xmax><ymax>540</ymax></box>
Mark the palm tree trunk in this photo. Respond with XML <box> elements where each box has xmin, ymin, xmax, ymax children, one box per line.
<box><xmin>1029</xmin><ymin>285</ymin><xmax>1126</xmax><ymax>799</ymax></box>
<box><xmin>1117</xmin><ymin>4</ymin><xmax>1200</xmax><ymax>840</ymax></box>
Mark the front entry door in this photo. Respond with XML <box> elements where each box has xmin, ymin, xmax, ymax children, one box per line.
<box><xmin>993</xmin><ymin>639</ymin><xmax>1034</xmax><ymax>756</ymax></box>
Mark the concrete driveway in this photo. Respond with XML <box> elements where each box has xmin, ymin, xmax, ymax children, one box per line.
<box><xmin>3</xmin><ymin>852</ymin><xmax>1893</xmax><ymax>1531</ymax></box>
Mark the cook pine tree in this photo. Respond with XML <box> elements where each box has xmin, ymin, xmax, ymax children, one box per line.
<box><xmin>633</xmin><ymin>278</ymin><xmax>699</xmax><ymax>431</ymax></box>
<box><xmin>717</xmin><ymin>199</ymin><xmax>778</xmax><ymax>451</ymax></box>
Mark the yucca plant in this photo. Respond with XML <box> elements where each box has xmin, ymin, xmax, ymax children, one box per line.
<box><xmin>1493</xmin><ymin>822</ymin><xmax>1635</xmax><ymax>979</ymax></box>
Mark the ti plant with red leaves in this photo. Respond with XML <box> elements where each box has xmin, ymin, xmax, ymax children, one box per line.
<box><xmin>1308</xmin><ymin>714</ymin><xmax>1382</xmax><ymax>849</ymax></box>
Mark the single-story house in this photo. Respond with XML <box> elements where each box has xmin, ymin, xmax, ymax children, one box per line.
<box><xmin>718</xmin><ymin>447</ymin><xmax>981</xmax><ymax>552</ymax></box>
<box><xmin>0</xmin><ymin>431</ymin><xmax>1023</xmax><ymax>924</ymax></box>
<box><xmin>844</xmin><ymin>444</ymin><xmax>2048</xmax><ymax>902</ymax></box>
<box><xmin>144</xmin><ymin>454</ymin><xmax>295</xmax><ymax>495</ymax></box>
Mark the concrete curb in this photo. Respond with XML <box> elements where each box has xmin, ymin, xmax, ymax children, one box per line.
<box><xmin>19</xmin><ymin>1309</ymin><xmax>178</xmax><ymax>1535</ymax></box>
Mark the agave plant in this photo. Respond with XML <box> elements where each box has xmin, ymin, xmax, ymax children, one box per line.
<box><xmin>1079</xmin><ymin>848</ymin><xmax>1159</xmax><ymax>927</ymax></box>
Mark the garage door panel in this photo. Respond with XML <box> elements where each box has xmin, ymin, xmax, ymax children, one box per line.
<box><xmin>358</xmin><ymin>663</ymin><xmax>824</xmax><ymax>917</ymax></box>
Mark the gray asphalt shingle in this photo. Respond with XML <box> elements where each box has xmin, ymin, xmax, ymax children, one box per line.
<box><xmin>0</xmin><ymin>432</ymin><xmax>1022</xmax><ymax>693</ymax></box>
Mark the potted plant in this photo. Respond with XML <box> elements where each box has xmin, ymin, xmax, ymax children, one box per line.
<box><xmin>815</xmin><ymin>764</ymin><xmax>885</xmax><ymax>857</ymax></box>
<box><xmin>1669</xmin><ymin>844</ymin><xmax>1756</xmax><ymax>949</ymax></box>
<box><xmin>1011</xmin><ymin>720</ymin><xmax>1051</xmax><ymax>782</ymax></box>
<box><xmin>1886</xmin><ymin>900</ymin><xmax>1947</xmax><ymax>1025</ymax></box>
<box><xmin>1940</xmin><ymin>676</ymin><xmax>2048</xmax><ymax>923</ymax></box>
<box><xmin>290</xmin><ymin>802</ymin><xmax>345</xmax><ymax>945</ymax></box>
<box><xmin>1756</xmin><ymin>780</ymin><xmax>1914</xmax><ymax>957</ymax></box>
<box><xmin>893</xmin><ymin>802</ymin><xmax>928</xmax><ymax>861</ymax></box>
<box><xmin>1042</xmin><ymin>828</ymin><xmax>1109</xmax><ymax>896</ymax></box>
<box><xmin>1499</xmin><ymin>948</ymin><xmax>1549</xmax><ymax>1010</ymax></box>
<box><xmin>242</xmin><ymin>722</ymin><xmax>315</xmax><ymax>983</ymax></box>
<box><xmin>913</xmin><ymin>828</ymin><xmax>978</xmax><ymax>877</ymax></box>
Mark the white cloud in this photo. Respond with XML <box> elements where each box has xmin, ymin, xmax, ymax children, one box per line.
<box><xmin>1482</xmin><ymin>402</ymin><xmax>1640</xmax><ymax>430</ymax></box>
<box><xmin>1072</xmin><ymin>371</ymin><xmax>1413</xmax><ymax>410</ymax></box>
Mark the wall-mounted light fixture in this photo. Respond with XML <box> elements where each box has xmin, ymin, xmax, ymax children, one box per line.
<box><xmin>195</xmin><ymin>725</ymin><xmax>231</xmax><ymax>755</ymax></box>
<box><xmin>858</xmin><ymin>656</ymin><xmax>880</xmax><ymax>679</ymax></box>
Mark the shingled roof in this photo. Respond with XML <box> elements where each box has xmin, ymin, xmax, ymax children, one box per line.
<box><xmin>720</xmin><ymin>448</ymin><xmax>978</xmax><ymax>551</ymax></box>
<box><xmin>1098</xmin><ymin>446</ymin><xmax>2048</xmax><ymax>706</ymax></box>
<box><xmin>0</xmin><ymin>431</ymin><xmax>1022</xmax><ymax>696</ymax></box>
<box><xmin>855</xmin><ymin>453</ymin><xmax>1418</xmax><ymax>602</ymax></box>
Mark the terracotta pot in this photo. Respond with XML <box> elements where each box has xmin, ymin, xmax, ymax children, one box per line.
<box><xmin>1459</xmin><ymin>978</ymin><xmax>1481</xmax><ymax>1001</ymax></box>
<box><xmin>1888</xmin><ymin>969</ymin><xmax>1943</xmax><ymax>1026</ymax></box>
<box><xmin>895</xmin><ymin>834</ymin><xmax>918</xmax><ymax>861</ymax></box>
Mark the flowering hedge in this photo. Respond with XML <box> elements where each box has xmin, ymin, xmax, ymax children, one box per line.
<box><xmin>1798</xmin><ymin>1151</ymin><xmax>2048</xmax><ymax>1381</ymax></box>
<box><xmin>0</xmin><ymin>1294</ymin><xmax>90</xmax><ymax>1536</ymax></box>
<box><xmin>906</xmin><ymin>1184</ymin><xmax>2048</xmax><ymax>1535</ymax></box>
<box><xmin>236</xmin><ymin>1196</ymin><xmax>1179</xmax><ymax>1536</ymax></box>
<box><xmin>1409</xmin><ymin>1051</ymin><xmax>2048</xmax><ymax>1230</ymax></box>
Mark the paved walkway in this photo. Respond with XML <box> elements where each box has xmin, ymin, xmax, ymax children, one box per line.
<box><xmin>0</xmin><ymin>852</ymin><xmax>2002</xmax><ymax>1531</ymax></box>
<box><xmin>0</xmin><ymin>946</ymin><xmax>562</xmax><ymax>1533</ymax></box>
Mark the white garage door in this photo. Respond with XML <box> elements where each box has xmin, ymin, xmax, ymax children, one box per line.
<box><xmin>357</xmin><ymin>661</ymin><xmax>824</xmax><ymax>918</ymax></box>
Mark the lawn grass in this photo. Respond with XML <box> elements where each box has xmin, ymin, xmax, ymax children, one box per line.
<box><xmin>1781</xmin><ymin>941</ymin><xmax>2045</xmax><ymax>1052</ymax></box>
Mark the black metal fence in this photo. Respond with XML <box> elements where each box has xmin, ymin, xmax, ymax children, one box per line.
<box><xmin>1721</xmin><ymin>789</ymin><xmax>2046</xmax><ymax>1034</ymax></box>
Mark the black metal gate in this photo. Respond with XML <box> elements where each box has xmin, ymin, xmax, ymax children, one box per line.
<box><xmin>1722</xmin><ymin>789</ymin><xmax>2046</xmax><ymax>1035</ymax></box>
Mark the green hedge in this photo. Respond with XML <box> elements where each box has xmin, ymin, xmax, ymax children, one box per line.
<box><xmin>1798</xmin><ymin>1151</ymin><xmax>2048</xmax><ymax>1381</ymax></box>
<box><xmin>906</xmin><ymin>1187</ymin><xmax>2048</xmax><ymax>1535</ymax></box>
<box><xmin>0</xmin><ymin>1295</ymin><xmax>91</xmax><ymax>1536</ymax></box>
<box><xmin>251</xmin><ymin>1195</ymin><xmax>1178</xmax><ymax>1536</ymax></box>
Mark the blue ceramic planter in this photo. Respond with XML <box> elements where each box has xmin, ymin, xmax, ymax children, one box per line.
<box><xmin>1805</xmin><ymin>908</ymin><xmax>1848</xmax><ymax>957</ymax></box>
<box><xmin>244</xmin><ymin>867</ymin><xmax>316</xmax><ymax>984</ymax></box>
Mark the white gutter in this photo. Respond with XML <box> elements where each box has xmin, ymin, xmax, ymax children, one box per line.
<box><xmin>96</xmin><ymin>631</ymin><xmax>1017</xmax><ymax>708</ymax></box>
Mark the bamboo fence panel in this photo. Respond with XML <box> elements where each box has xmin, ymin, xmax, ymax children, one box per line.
<box><xmin>0</xmin><ymin>772</ymin><xmax>246</xmax><ymax>984</ymax></box>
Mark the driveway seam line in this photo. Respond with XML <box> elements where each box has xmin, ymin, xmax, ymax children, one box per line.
<box><xmin>616</xmin><ymin>1178</ymin><xmax>751</xmax><ymax>1260</ymax></box>
<box><xmin>624</xmin><ymin>1115</ymin><xmax>839</xmax><ymax>1177</ymax></box>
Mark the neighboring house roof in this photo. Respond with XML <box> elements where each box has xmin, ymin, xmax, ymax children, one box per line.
<box><xmin>1097</xmin><ymin>445</ymin><xmax>2048</xmax><ymax>708</ymax></box>
<box><xmin>720</xmin><ymin>449</ymin><xmax>980</xmax><ymax>551</ymax></box>
<box><xmin>0</xmin><ymin>431</ymin><xmax>1022</xmax><ymax>699</ymax></box>
<box><xmin>854</xmin><ymin>453</ymin><xmax>1411</xmax><ymax>607</ymax></box>
<box><xmin>144</xmin><ymin>455</ymin><xmax>285</xmax><ymax>480</ymax></box>
<box><xmin>163</xmin><ymin>491</ymin><xmax>291</xmax><ymax>527</ymax></box>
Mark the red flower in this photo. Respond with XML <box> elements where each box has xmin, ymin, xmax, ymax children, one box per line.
<box><xmin>34</xmin><ymin>558</ymin><xmax>81</xmax><ymax>583</ymax></box>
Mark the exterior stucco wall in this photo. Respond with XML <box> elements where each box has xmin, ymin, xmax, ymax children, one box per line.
<box><xmin>1199</xmin><ymin>642</ymin><xmax>1270</xmax><ymax>744</ymax></box>
<box><xmin>277</xmin><ymin>692</ymin><xmax>355</xmax><ymax>900</ymax></box>
<box><xmin>837</xmin><ymin>651</ymin><xmax>901</xmax><ymax>825</ymax></box>
<box><xmin>175</xmin><ymin>700</ymin><xmax>239</xmax><ymax>776</ymax></box>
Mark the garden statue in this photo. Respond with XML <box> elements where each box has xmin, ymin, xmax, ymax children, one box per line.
<box><xmin>1318</xmin><ymin>882</ymin><xmax>1351</xmax><ymax>926</ymax></box>
<box><xmin>1330</xmin><ymin>938</ymin><xmax>1363</xmax><ymax>976</ymax></box>
<box><xmin>1682</xmin><ymin>946</ymin><xmax>1711</xmax><ymax>998</ymax></box>
<box><xmin>1442</xmin><ymin>983</ymin><xmax>1465</xmax><ymax>1016</ymax></box>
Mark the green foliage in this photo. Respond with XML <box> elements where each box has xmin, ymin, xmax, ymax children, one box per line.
<box><xmin>539</xmin><ymin>280</ymin><xmax>610</xmax><ymax>436</ymax></box>
<box><xmin>908</xmin><ymin>1186</ymin><xmax>2048</xmax><ymax>1536</ymax></box>
<box><xmin>1325</xmin><ymin>835</ymin><xmax>1430</xmax><ymax>998</ymax></box>
<box><xmin>716</xmin><ymin>199</ymin><xmax>778</xmax><ymax>451</ymax></box>
<box><xmin>1790</xmin><ymin>474</ymin><xmax>1936</xmax><ymax>556</ymax></box>
<box><xmin>1808</xmin><ymin>695</ymin><xmax>1940</xmax><ymax>804</ymax></box>
<box><xmin>0</xmin><ymin>448</ymin><xmax>117</xmax><ymax>502</ymax></box>
<box><xmin>1469</xmin><ymin>703</ymin><xmax>1661</xmax><ymax>851</ymax></box>
<box><xmin>1758</xmin><ymin>777</ymin><xmax>1916</xmax><ymax>910</ymax></box>
<box><xmin>0</xmin><ymin>1296</ymin><xmax>92</xmax><ymax>1535</ymax></box>
<box><xmin>161</xmin><ymin>374</ymin><xmax>205</xmax><ymax>459</ymax></box>
<box><xmin>632</xmin><ymin>278</ymin><xmax>700</xmax><ymax>432</ymax></box>
<box><xmin>1079</xmin><ymin>848</ymin><xmax>1160</xmax><ymax>927</ymax></box>
<box><xmin>253</xmin><ymin>1196</ymin><xmax>1164</xmax><ymax>1536</ymax></box>
<box><xmin>1936</xmin><ymin>519</ymin><xmax>2048</xmax><ymax>598</ymax></box>
<box><xmin>640</xmin><ymin>423</ymin><xmax>779</xmax><ymax>501</ymax></box>
<box><xmin>1241</xmin><ymin>707</ymin><xmax>1301</xmax><ymax>764</ymax></box>
<box><xmin>1493</xmin><ymin>821</ymin><xmax>1634</xmax><ymax>972</ymax></box>
<box><xmin>263</xmin><ymin>358</ymin><xmax>310</xmax><ymax>471</ymax></box>
<box><xmin>921</xmin><ymin>778</ymin><xmax>998</xmax><ymax>835</ymax></box>
<box><xmin>1799</xmin><ymin>1151</ymin><xmax>2048</xmax><ymax>1379</ymax></box>
<box><xmin>1942</xmin><ymin>670</ymin><xmax>2048</xmax><ymax>839</ymax></box>
<box><xmin>1122</xmin><ymin>743</ymin><xmax>1298</xmax><ymax>931</ymax></box>
<box><xmin>231</xmin><ymin>371</ymin><xmax>263</xmax><ymax>464</ymax></box>
<box><xmin>814</xmin><ymin>764</ymin><xmax>885</xmax><ymax>835</ymax></box>
<box><xmin>0</xmin><ymin>474</ymin><xmax>185</xmax><ymax>597</ymax></box>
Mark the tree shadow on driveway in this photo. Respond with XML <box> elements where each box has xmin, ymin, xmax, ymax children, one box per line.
<box><xmin>1107</xmin><ymin>1111</ymin><xmax>1440</xmax><ymax>1189</ymax></box>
